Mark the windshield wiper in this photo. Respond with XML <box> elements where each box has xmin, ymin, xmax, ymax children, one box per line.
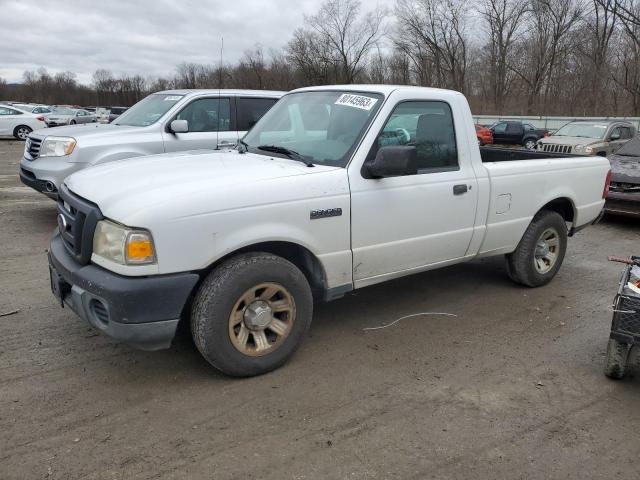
<box><xmin>257</xmin><ymin>145</ymin><xmax>314</xmax><ymax>167</ymax></box>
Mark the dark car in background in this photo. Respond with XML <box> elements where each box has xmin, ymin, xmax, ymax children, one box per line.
<box><xmin>490</xmin><ymin>120</ymin><xmax>549</xmax><ymax>150</ymax></box>
<box><xmin>606</xmin><ymin>135</ymin><xmax>640</xmax><ymax>218</ymax></box>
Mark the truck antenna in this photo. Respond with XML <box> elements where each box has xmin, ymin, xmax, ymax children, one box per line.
<box><xmin>216</xmin><ymin>37</ymin><xmax>223</xmax><ymax>150</ymax></box>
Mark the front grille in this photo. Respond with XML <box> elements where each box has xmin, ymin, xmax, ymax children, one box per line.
<box><xmin>25</xmin><ymin>136</ymin><xmax>42</xmax><ymax>160</ymax></box>
<box><xmin>57</xmin><ymin>184</ymin><xmax>103</xmax><ymax>265</ymax></box>
<box><xmin>540</xmin><ymin>144</ymin><xmax>573</xmax><ymax>154</ymax></box>
<box><xmin>610</xmin><ymin>182</ymin><xmax>640</xmax><ymax>193</ymax></box>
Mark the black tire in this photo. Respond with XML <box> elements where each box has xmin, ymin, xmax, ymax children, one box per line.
<box><xmin>506</xmin><ymin>210</ymin><xmax>567</xmax><ymax>287</ymax></box>
<box><xmin>191</xmin><ymin>252</ymin><xmax>313</xmax><ymax>377</ymax></box>
<box><xmin>70</xmin><ymin>120</ymin><xmax>76</xmax><ymax>125</ymax></box>
<box><xmin>604</xmin><ymin>338</ymin><xmax>630</xmax><ymax>379</ymax></box>
<box><xmin>523</xmin><ymin>137</ymin><xmax>537</xmax><ymax>150</ymax></box>
<box><xmin>13</xmin><ymin>125</ymin><xmax>32</xmax><ymax>140</ymax></box>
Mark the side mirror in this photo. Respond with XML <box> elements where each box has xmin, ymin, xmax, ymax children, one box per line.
<box><xmin>365</xmin><ymin>146</ymin><xmax>417</xmax><ymax>178</ymax></box>
<box><xmin>170</xmin><ymin>119</ymin><xmax>189</xmax><ymax>134</ymax></box>
<box><xmin>610</xmin><ymin>132</ymin><xmax>620</xmax><ymax>141</ymax></box>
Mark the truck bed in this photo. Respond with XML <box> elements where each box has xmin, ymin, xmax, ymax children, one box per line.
<box><xmin>480</xmin><ymin>146</ymin><xmax>578</xmax><ymax>162</ymax></box>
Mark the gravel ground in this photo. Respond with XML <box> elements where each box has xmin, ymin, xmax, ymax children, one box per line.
<box><xmin>1</xmin><ymin>138</ymin><xmax>639</xmax><ymax>479</ymax></box>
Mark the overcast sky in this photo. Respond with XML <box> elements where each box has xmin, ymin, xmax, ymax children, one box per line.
<box><xmin>1</xmin><ymin>0</ymin><xmax>395</xmax><ymax>85</ymax></box>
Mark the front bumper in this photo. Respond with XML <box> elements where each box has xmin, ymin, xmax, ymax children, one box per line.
<box><xmin>48</xmin><ymin>231</ymin><xmax>200</xmax><ymax>350</ymax></box>
<box><xmin>19</xmin><ymin>156</ymin><xmax>88</xmax><ymax>198</ymax></box>
<box><xmin>605</xmin><ymin>192</ymin><xmax>640</xmax><ymax>218</ymax></box>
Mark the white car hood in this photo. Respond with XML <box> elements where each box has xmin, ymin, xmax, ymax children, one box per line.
<box><xmin>65</xmin><ymin>150</ymin><xmax>342</xmax><ymax>225</ymax></box>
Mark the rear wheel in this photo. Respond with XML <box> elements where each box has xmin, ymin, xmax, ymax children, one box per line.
<box><xmin>604</xmin><ymin>338</ymin><xmax>630</xmax><ymax>379</ymax></box>
<box><xmin>506</xmin><ymin>210</ymin><xmax>567</xmax><ymax>287</ymax></box>
<box><xmin>13</xmin><ymin>125</ymin><xmax>32</xmax><ymax>140</ymax></box>
<box><xmin>191</xmin><ymin>252</ymin><xmax>313</xmax><ymax>377</ymax></box>
<box><xmin>523</xmin><ymin>138</ymin><xmax>537</xmax><ymax>150</ymax></box>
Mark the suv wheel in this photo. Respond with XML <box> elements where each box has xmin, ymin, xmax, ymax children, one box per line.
<box><xmin>191</xmin><ymin>252</ymin><xmax>313</xmax><ymax>377</ymax></box>
<box><xmin>523</xmin><ymin>138</ymin><xmax>537</xmax><ymax>150</ymax></box>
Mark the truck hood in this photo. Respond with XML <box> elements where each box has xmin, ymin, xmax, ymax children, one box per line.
<box><xmin>33</xmin><ymin>123</ymin><xmax>137</xmax><ymax>139</ymax></box>
<box><xmin>65</xmin><ymin>150</ymin><xmax>343</xmax><ymax>224</ymax></box>
<box><xmin>539</xmin><ymin>136</ymin><xmax>600</xmax><ymax>146</ymax></box>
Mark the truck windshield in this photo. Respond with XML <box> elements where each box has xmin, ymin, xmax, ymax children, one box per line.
<box><xmin>553</xmin><ymin>123</ymin><xmax>607</xmax><ymax>139</ymax></box>
<box><xmin>242</xmin><ymin>90</ymin><xmax>384</xmax><ymax>167</ymax></box>
<box><xmin>113</xmin><ymin>93</ymin><xmax>184</xmax><ymax>127</ymax></box>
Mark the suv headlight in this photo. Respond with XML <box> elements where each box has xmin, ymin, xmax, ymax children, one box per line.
<box><xmin>40</xmin><ymin>136</ymin><xmax>76</xmax><ymax>157</ymax></box>
<box><xmin>93</xmin><ymin>220</ymin><xmax>156</xmax><ymax>265</ymax></box>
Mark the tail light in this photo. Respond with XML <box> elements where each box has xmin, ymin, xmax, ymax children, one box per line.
<box><xmin>36</xmin><ymin>115</ymin><xmax>45</xmax><ymax>121</ymax></box>
<box><xmin>603</xmin><ymin>169</ymin><xmax>612</xmax><ymax>199</ymax></box>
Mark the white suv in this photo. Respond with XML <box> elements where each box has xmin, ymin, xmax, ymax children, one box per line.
<box><xmin>20</xmin><ymin>89</ymin><xmax>284</xmax><ymax>197</ymax></box>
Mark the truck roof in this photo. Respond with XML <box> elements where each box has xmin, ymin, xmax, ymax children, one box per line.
<box><xmin>156</xmin><ymin>89</ymin><xmax>286</xmax><ymax>97</ymax></box>
<box><xmin>291</xmin><ymin>84</ymin><xmax>465</xmax><ymax>97</ymax></box>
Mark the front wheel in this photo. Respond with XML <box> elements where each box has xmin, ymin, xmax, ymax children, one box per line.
<box><xmin>13</xmin><ymin>125</ymin><xmax>32</xmax><ymax>140</ymax></box>
<box><xmin>191</xmin><ymin>252</ymin><xmax>313</xmax><ymax>377</ymax></box>
<box><xmin>70</xmin><ymin>120</ymin><xmax>76</xmax><ymax>125</ymax></box>
<box><xmin>506</xmin><ymin>210</ymin><xmax>568</xmax><ymax>287</ymax></box>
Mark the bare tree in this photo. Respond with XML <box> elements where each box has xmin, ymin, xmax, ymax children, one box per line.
<box><xmin>288</xmin><ymin>0</ymin><xmax>386</xmax><ymax>84</ymax></box>
<box><xmin>394</xmin><ymin>0</ymin><xmax>470</xmax><ymax>93</ymax></box>
<box><xmin>479</xmin><ymin>0</ymin><xmax>529</xmax><ymax>113</ymax></box>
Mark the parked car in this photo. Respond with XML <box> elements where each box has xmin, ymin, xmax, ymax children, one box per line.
<box><xmin>537</xmin><ymin>120</ymin><xmax>635</xmax><ymax>156</ymax></box>
<box><xmin>46</xmin><ymin>85</ymin><xmax>610</xmax><ymax>377</ymax></box>
<box><xmin>10</xmin><ymin>103</ymin><xmax>54</xmax><ymax>115</ymax></box>
<box><xmin>20</xmin><ymin>89</ymin><xmax>284</xmax><ymax>197</ymax></box>
<box><xmin>605</xmin><ymin>135</ymin><xmax>640</xmax><ymax>217</ymax></box>
<box><xmin>0</xmin><ymin>105</ymin><xmax>47</xmax><ymax>140</ymax></box>
<box><xmin>45</xmin><ymin>108</ymin><xmax>96</xmax><ymax>127</ymax></box>
<box><xmin>475</xmin><ymin>124</ymin><xmax>493</xmax><ymax>145</ymax></box>
<box><xmin>108</xmin><ymin>106</ymin><xmax>128</xmax><ymax>123</ymax></box>
<box><xmin>490</xmin><ymin>120</ymin><xmax>548</xmax><ymax>149</ymax></box>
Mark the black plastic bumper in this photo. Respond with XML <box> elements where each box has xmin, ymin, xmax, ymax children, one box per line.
<box><xmin>19</xmin><ymin>167</ymin><xmax>57</xmax><ymax>199</ymax></box>
<box><xmin>48</xmin><ymin>231</ymin><xmax>200</xmax><ymax>350</ymax></box>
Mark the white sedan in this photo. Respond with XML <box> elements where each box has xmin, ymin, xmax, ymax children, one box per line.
<box><xmin>0</xmin><ymin>105</ymin><xmax>48</xmax><ymax>140</ymax></box>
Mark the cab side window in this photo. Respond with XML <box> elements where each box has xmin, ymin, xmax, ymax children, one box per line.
<box><xmin>492</xmin><ymin>122</ymin><xmax>507</xmax><ymax>134</ymax></box>
<box><xmin>177</xmin><ymin>98</ymin><xmax>231</xmax><ymax>132</ymax></box>
<box><xmin>0</xmin><ymin>107</ymin><xmax>20</xmax><ymax>115</ymax></box>
<box><xmin>372</xmin><ymin>100</ymin><xmax>458</xmax><ymax>173</ymax></box>
<box><xmin>237</xmin><ymin>97</ymin><xmax>278</xmax><ymax>131</ymax></box>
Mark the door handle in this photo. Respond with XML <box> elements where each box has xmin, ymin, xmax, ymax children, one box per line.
<box><xmin>453</xmin><ymin>184</ymin><xmax>468</xmax><ymax>195</ymax></box>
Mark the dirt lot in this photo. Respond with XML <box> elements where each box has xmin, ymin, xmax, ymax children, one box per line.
<box><xmin>1</xmin><ymin>138</ymin><xmax>639</xmax><ymax>479</ymax></box>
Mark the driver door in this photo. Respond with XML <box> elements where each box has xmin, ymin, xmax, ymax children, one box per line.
<box><xmin>348</xmin><ymin>100</ymin><xmax>478</xmax><ymax>286</ymax></box>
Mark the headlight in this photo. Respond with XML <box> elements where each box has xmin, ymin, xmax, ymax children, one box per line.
<box><xmin>93</xmin><ymin>220</ymin><xmax>156</xmax><ymax>265</ymax></box>
<box><xmin>40</xmin><ymin>136</ymin><xmax>76</xmax><ymax>157</ymax></box>
<box><xmin>584</xmin><ymin>146</ymin><xmax>593</xmax><ymax>154</ymax></box>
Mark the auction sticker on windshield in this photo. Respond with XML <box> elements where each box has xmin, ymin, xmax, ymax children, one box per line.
<box><xmin>335</xmin><ymin>94</ymin><xmax>378</xmax><ymax>111</ymax></box>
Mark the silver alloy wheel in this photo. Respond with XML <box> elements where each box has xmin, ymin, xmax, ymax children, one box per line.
<box><xmin>228</xmin><ymin>282</ymin><xmax>296</xmax><ymax>356</ymax></box>
<box><xmin>525</xmin><ymin>139</ymin><xmax>536</xmax><ymax>150</ymax></box>
<box><xmin>534</xmin><ymin>227</ymin><xmax>560</xmax><ymax>274</ymax></box>
<box><xmin>16</xmin><ymin>127</ymin><xmax>30</xmax><ymax>140</ymax></box>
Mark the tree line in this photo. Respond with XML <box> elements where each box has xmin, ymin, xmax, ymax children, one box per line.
<box><xmin>2</xmin><ymin>0</ymin><xmax>640</xmax><ymax>116</ymax></box>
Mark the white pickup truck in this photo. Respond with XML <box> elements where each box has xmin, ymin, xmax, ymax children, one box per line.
<box><xmin>48</xmin><ymin>85</ymin><xmax>611</xmax><ymax>376</ymax></box>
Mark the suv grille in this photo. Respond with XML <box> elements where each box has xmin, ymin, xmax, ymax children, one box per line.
<box><xmin>540</xmin><ymin>144</ymin><xmax>573</xmax><ymax>154</ymax></box>
<box><xmin>25</xmin><ymin>136</ymin><xmax>42</xmax><ymax>160</ymax></box>
<box><xmin>57</xmin><ymin>184</ymin><xmax>103</xmax><ymax>265</ymax></box>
